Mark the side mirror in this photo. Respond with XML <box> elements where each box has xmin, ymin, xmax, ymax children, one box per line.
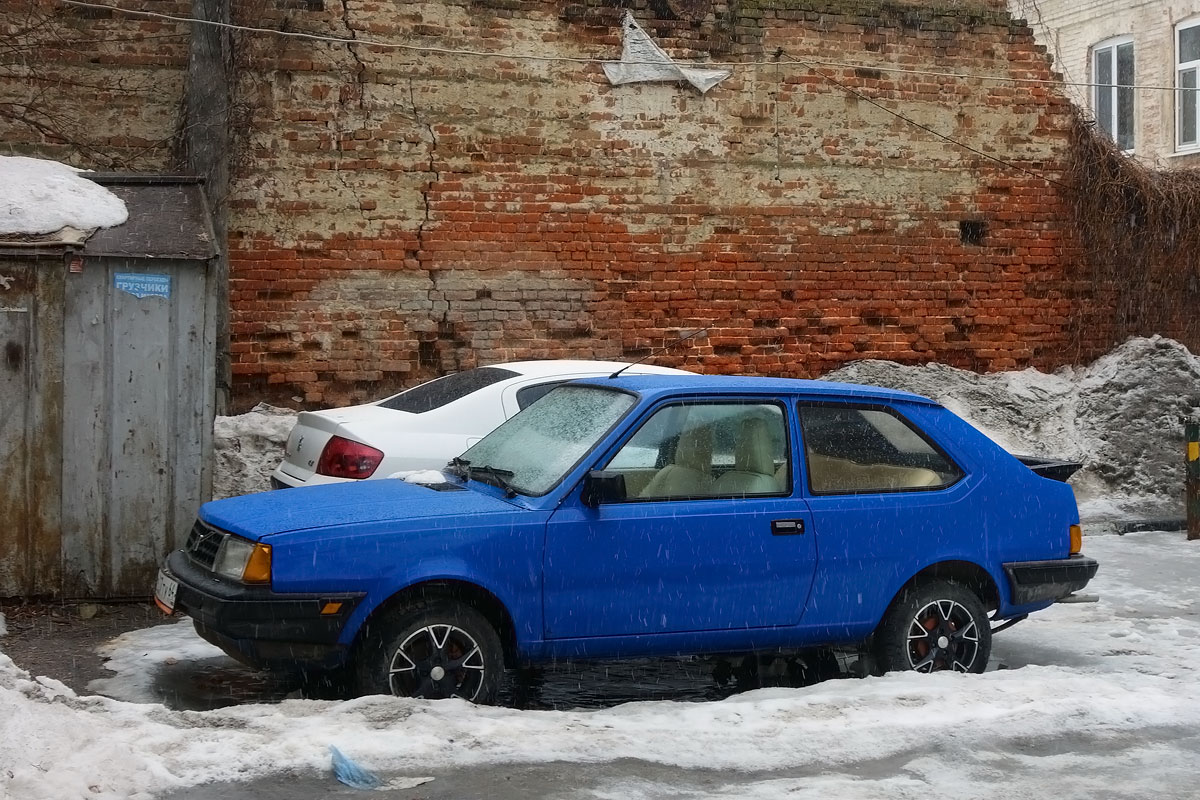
<box><xmin>581</xmin><ymin>470</ymin><xmax>627</xmax><ymax>507</ymax></box>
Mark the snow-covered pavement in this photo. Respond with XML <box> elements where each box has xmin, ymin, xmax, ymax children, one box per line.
<box><xmin>2</xmin><ymin>531</ymin><xmax>1199</xmax><ymax>800</ymax></box>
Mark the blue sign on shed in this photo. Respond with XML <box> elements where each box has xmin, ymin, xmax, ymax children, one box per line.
<box><xmin>115</xmin><ymin>272</ymin><xmax>171</xmax><ymax>299</ymax></box>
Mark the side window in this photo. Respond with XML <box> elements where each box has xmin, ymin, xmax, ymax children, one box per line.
<box><xmin>603</xmin><ymin>402</ymin><xmax>789</xmax><ymax>500</ymax></box>
<box><xmin>798</xmin><ymin>404</ymin><xmax>963</xmax><ymax>495</ymax></box>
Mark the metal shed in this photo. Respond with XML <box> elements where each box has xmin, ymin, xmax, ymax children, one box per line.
<box><xmin>0</xmin><ymin>175</ymin><xmax>218</xmax><ymax>598</ymax></box>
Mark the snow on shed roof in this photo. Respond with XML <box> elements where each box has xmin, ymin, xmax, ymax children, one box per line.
<box><xmin>0</xmin><ymin>155</ymin><xmax>127</xmax><ymax>237</ymax></box>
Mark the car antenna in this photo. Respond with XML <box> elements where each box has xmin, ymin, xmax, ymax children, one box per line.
<box><xmin>608</xmin><ymin>323</ymin><xmax>714</xmax><ymax>379</ymax></box>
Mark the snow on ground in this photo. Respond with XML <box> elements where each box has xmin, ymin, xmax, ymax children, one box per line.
<box><xmin>1</xmin><ymin>532</ymin><xmax>1198</xmax><ymax>800</ymax></box>
<box><xmin>0</xmin><ymin>155</ymin><xmax>128</xmax><ymax>235</ymax></box>
<box><xmin>828</xmin><ymin>335</ymin><xmax>1200</xmax><ymax>523</ymax></box>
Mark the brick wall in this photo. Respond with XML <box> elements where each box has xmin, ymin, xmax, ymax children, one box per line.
<box><xmin>0</xmin><ymin>1</ymin><xmax>1148</xmax><ymax>410</ymax></box>
<box><xmin>0</xmin><ymin>0</ymin><xmax>188</xmax><ymax>169</ymax></box>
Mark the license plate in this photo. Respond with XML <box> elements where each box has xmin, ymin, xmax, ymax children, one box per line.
<box><xmin>154</xmin><ymin>569</ymin><xmax>179</xmax><ymax>615</ymax></box>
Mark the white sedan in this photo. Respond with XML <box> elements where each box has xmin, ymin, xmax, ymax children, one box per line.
<box><xmin>270</xmin><ymin>360</ymin><xmax>693</xmax><ymax>488</ymax></box>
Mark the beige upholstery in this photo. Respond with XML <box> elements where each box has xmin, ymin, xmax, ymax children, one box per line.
<box><xmin>641</xmin><ymin>426</ymin><xmax>713</xmax><ymax>497</ymax></box>
<box><xmin>712</xmin><ymin>417</ymin><xmax>781</xmax><ymax>495</ymax></box>
<box><xmin>807</xmin><ymin>453</ymin><xmax>941</xmax><ymax>493</ymax></box>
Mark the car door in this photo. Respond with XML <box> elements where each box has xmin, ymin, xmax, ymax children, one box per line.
<box><xmin>543</xmin><ymin>398</ymin><xmax>818</xmax><ymax>639</ymax></box>
<box><xmin>795</xmin><ymin>400</ymin><xmax>976</xmax><ymax>630</ymax></box>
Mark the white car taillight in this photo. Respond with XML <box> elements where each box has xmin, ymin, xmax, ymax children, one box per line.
<box><xmin>316</xmin><ymin>436</ymin><xmax>385</xmax><ymax>479</ymax></box>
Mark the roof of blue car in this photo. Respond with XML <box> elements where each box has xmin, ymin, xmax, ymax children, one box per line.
<box><xmin>569</xmin><ymin>373</ymin><xmax>939</xmax><ymax>405</ymax></box>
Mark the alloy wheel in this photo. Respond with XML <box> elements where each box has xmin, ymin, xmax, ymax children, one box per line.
<box><xmin>905</xmin><ymin>598</ymin><xmax>981</xmax><ymax>672</ymax></box>
<box><xmin>388</xmin><ymin>623</ymin><xmax>487</xmax><ymax>700</ymax></box>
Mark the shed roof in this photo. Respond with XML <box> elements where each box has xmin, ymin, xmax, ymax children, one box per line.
<box><xmin>81</xmin><ymin>175</ymin><xmax>217</xmax><ymax>260</ymax></box>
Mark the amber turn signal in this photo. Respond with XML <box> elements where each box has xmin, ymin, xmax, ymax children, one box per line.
<box><xmin>242</xmin><ymin>543</ymin><xmax>272</xmax><ymax>584</ymax></box>
<box><xmin>1069</xmin><ymin>524</ymin><xmax>1082</xmax><ymax>555</ymax></box>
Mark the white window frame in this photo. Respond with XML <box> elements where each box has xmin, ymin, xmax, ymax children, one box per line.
<box><xmin>1177</xmin><ymin>20</ymin><xmax>1200</xmax><ymax>152</ymax></box>
<box><xmin>1092</xmin><ymin>35</ymin><xmax>1135</xmax><ymax>153</ymax></box>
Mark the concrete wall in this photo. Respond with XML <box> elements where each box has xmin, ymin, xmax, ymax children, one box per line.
<box><xmin>0</xmin><ymin>0</ymin><xmax>1165</xmax><ymax>410</ymax></box>
<box><xmin>1009</xmin><ymin>0</ymin><xmax>1200</xmax><ymax>167</ymax></box>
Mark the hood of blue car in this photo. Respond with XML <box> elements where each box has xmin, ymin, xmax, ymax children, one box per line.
<box><xmin>199</xmin><ymin>479</ymin><xmax>518</xmax><ymax>540</ymax></box>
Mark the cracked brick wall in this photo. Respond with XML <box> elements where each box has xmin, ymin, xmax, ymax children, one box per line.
<box><xmin>2</xmin><ymin>0</ymin><xmax>1142</xmax><ymax>411</ymax></box>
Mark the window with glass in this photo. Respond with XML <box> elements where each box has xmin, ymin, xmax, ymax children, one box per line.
<box><xmin>1093</xmin><ymin>37</ymin><xmax>1135</xmax><ymax>152</ymax></box>
<box><xmin>457</xmin><ymin>385</ymin><xmax>635</xmax><ymax>496</ymax></box>
<box><xmin>798</xmin><ymin>403</ymin><xmax>962</xmax><ymax>495</ymax></box>
<box><xmin>378</xmin><ymin>367</ymin><xmax>518</xmax><ymax>413</ymax></box>
<box><xmin>1179</xmin><ymin>22</ymin><xmax>1200</xmax><ymax>149</ymax></box>
<box><xmin>604</xmin><ymin>402</ymin><xmax>789</xmax><ymax>500</ymax></box>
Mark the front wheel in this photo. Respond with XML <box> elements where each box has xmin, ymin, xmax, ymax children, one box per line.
<box><xmin>354</xmin><ymin>600</ymin><xmax>503</xmax><ymax>703</ymax></box>
<box><xmin>873</xmin><ymin>580</ymin><xmax>991</xmax><ymax>674</ymax></box>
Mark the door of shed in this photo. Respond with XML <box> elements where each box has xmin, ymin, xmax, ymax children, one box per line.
<box><xmin>61</xmin><ymin>259</ymin><xmax>214</xmax><ymax>596</ymax></box>
<box><xmin>58</xmin><ymin>177</ymin><xmax>218</xmax><ymax>598</ymax></box>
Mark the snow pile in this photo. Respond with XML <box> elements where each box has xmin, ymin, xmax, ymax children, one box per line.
<box><xmin>211</xmin><ymin>403</ymin><xmax>296</xmax><ymax>498</ymax></box>
<box><xmin>3</xmin><ymin>533</ymin><xmax>1200</xmax><ymax>799</ymax></box>
<box><xmin>0</xmin><ymin>155</ymin><xmax>128</xmax><ymax>235</ymax></box>
<box><xmin>827</xmin><ymin>336</ymin><xmax>1200</xmax><ymax>522</ymax></box>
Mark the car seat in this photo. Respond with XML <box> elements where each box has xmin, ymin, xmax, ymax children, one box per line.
<box><xmin>640</xmin><ymin>426</ymin><xmax>714</xmax><ymax>498</ymax></box>
<box><xmin>711</xmin><ymin>417</ymin><xmax>780</xmax><ymax>495</ymax></box>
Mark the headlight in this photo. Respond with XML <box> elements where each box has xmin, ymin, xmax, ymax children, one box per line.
<box><xmin>213</xmin><ymin>535</ymin><xmax>272</xmax><ymax>584</ymax></box>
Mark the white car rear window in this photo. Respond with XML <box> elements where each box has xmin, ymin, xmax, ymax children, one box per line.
<box><xmin>378</xmin><ymin>367</ymin><xmax>520</xmax><ymax>414</ymax></box>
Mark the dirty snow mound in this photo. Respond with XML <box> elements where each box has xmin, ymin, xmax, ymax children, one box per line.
<box><xmin>827</xmin><ymin>336</ymin><xmax>1200</xmax><ymax>523</ymax></box>
<box><xmin>212</xmin><ymin>403</ymin><xmax>297</xmax><ymax>498</ymax></box>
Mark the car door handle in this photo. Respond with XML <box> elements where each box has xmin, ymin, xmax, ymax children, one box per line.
<box><xmin>771</xmin><ymin>519</ymin><xmax>805</xmax><ymax>536</ymax></box>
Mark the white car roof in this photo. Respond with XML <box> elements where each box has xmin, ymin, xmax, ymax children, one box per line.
<box><xmin>491</xmin><ymin>360</ymin><xmax>692</xmax><ymax>377</ymax></box>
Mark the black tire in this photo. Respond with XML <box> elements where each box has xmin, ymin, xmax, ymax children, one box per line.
<box><xmin>354</xmin><ymin>600</ymin><xmax>503</xmax><ymax>703</ymax></box>
<box><xmin>874</xmin><ymin>580</ymin><xmax>991</xmax><ymax>674</ymax></box>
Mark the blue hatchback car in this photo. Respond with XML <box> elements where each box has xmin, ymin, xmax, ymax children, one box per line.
<box><xmin>155</xmin><ymin>375</ymin><xmax>1097</xmax><ymax>702</ymax></box>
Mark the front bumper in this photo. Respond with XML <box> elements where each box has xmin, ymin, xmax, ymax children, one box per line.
<box><xmin>1003</xmin><ymin>554</ymin><xmax>1099</xmax><ymax>605</ymax></box>
<box><xmin>163</xmin><ymin>549</ymin><xmax>365</xmax><ymax>670</ymax></box>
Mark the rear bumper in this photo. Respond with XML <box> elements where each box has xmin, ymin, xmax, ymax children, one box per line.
<box><xmin>269</xmin><ymin>464</ymin><xmax>354</xmax><ymax>490</ymax></box>
<box><xmin>1003</xmin><ymin>555</ymin><xmax>1099</xmax><ymax>605</ymax></box>
<box><xmin>163</xmin><ymin>549</ymin><xmax>364</xmax><ymax>670</ymax></box>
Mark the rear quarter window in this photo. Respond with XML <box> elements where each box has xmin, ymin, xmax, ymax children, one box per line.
<box><xmin>516</xmin><ymin>380</ymin><xmax>568</xmax><ymax>410</ymax></box>
<box><xmin>378</xmin><ymin>367</ymin><xmax>519</xmax><ymax>414</ymax></box>
<box><xmin>799</xmin><ymin>403</ymin><xmax>963</xmax><ymax>494</ymax></box>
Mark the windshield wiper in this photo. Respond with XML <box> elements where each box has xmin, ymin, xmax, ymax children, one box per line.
<box><xmin>444</xmin><ymin>458</ymin><xmax>517</xmax><ymax>497</ymax></box>
<box><xmin>445</xmin><ymin>456</ymin><xmax>471</xmax><ymax>479</ymax></box>
<box><xmin>475</xmin><ymin>465</ymin><xmax>517</xmax><ymax>498</ymax></box>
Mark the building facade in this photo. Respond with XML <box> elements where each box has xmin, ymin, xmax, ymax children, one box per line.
<box><xmin>1010</xmin><ymin>0</ymin><xmax>1200</xmax><ymax>167</ymax></box>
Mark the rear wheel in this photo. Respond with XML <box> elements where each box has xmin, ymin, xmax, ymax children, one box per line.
<box><xmin>354</xmin><ymin>600</ymin><xmax>503</xmax><ymax>702</ymax></box>
<box><xmin>874</xmin><ymin>580</ymin><xmax>991</xmax><ymax>674</ymax></box>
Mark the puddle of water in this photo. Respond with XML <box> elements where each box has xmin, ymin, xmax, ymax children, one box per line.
<box><xmin>151</xmin><ymin>651</ymin><xmax>857</xmax><ymax>711</ymax></box>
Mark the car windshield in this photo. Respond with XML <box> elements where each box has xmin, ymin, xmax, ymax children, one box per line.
<box><xmin>457</xmin><ymin>384</ymin><xmax>636</xmax><ymax>496</ymax></box>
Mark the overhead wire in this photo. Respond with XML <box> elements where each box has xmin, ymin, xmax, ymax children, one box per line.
<box><xmin>778</xmin><ymin>51</ymin><xmax>1067</xmax><ymax>188</ymax></box>
<box><xmin>57</xmin><ymin>0</ymin><xmax>1183</xmax><ymax>92</ymax></box>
